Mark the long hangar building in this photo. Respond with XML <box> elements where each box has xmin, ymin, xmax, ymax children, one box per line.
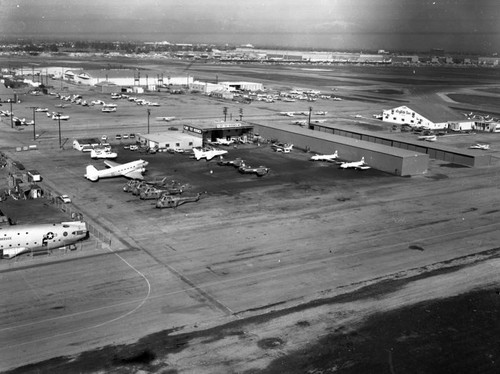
<box><xmin>137</xmin><ymin>119</ymin><xmax>429</xmax><ymax>176</ymax></box>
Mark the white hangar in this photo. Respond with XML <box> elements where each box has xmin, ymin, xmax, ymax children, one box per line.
<box><xmin>382</xmin><ymin>105</ymin><xmax>474</xmax><ymax>130</ymax></box>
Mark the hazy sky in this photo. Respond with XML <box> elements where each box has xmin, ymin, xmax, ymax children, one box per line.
<box><xmin>1</xmin><ymin>0</ymin><xmax>499</xmax><ymax>53</ymax></box>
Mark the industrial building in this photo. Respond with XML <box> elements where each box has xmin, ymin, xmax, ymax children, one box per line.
<box><xmin>62</xmin><ymin>69</ymin><xmax>194</xmax><ymax>90</ymax></box>
<box><xmin>136</xmin><ymin>131</ymin><xmax>202</xmax><ymax>150</ymax></box>
<box><xmin>183</xmin><ymin>121</ymin><xmax>255</xmax><ymax>143</ymax></box>
<box><xmin>382</xmin><ymin>105</ymin><xmax>474</xmax><ymax>130</ymax></box>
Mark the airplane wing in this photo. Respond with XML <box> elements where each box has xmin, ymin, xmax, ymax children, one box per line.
<box><xmin>123</xmin><ymin>170</ymin><xmax>144</xmax><ymax>180</ymax></box>
<box><xmin>103</xmin><ymin>160</ymin><xmax>121</xmax><ymax>168</ymax></box>
<box><xmin>356</xmin><ymin>165</ymin><xmax>371</xmax><ymax>170</ymax></box>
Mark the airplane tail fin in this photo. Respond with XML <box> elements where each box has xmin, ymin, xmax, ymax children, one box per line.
<box><xmin>85</xmin><ymin>165</ymin><xmax>99</xmax><ymax>181</ymax></box>
<box><xmin>333</xmin><ymin>150</ymin><xmax>338</xmax><ymax>157</ymax></box>
<box><xmin>192</xmin><ymin>148</ymin><xmax>202</xmax><ymax>160</ymax></box>
<box><xmin>361</xmin><ymin>157</ymin><xmax>365</xmax><ymax>163</ymax></box>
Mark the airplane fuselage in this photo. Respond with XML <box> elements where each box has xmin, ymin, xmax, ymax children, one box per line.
<box><xmin>0</xmin><ymin>221</ymin><xmax>89</xmax><ymax>258</ymax></box>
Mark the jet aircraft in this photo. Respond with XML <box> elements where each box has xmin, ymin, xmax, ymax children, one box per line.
<box><xmin>0</xmin><ymin>221</ymin><xmax>89</xmax><ymax>258</ymax></box>
<box><xmin>85</xmin><ymin>159</ymin><xmax>148</xmax><ymax>181</ymax></box>
<box><xmin>310</xmin><ymin>151</ymin><xmax>339</xmax><ymax>162</ymax></box>
<box><xmin>279</xmin><ymin>112</ymin><xmax>295</xmax><ymax>117</ymax></box>
<box><xmin>339</xmin><ymin>157</ymin><xmax>371</xmax><ymax>170</ymax></box>
<box><xmin>192</xmin><ymin>147</ymin><xmax>228</xmax><ymax>161</ymax></box>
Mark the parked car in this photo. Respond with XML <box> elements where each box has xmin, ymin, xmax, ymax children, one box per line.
<box><xmin>58</xmin><ymin>194</ymin><xmax>71</xmax><ymax>203</ymax></box>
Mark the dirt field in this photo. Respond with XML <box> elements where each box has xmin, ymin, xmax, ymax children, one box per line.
<box><xmin>1</xmin><ymin>57</ymin><xmax>500</xmax><ymax>373</ymax></box>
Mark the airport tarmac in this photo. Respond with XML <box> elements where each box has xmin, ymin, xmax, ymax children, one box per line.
<box><xmin>1</xmin><ymin>59</ymin><xmax>500</xmax><ymax>373</ymax></box>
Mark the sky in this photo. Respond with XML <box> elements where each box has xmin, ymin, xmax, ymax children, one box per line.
<box><xmin>0</xmin><ymin>0</ymin><xmax>499</xmax><ymax>54</ymax></box>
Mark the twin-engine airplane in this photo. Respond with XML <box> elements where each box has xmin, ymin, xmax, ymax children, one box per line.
<box><xmin>90</xmin><ymin>149</ymin><xmax>118</xmax><ymax>159</ymax></box>
<box><xmin>192</xmin><ymin>147</ymin><xmax>228</xmax><ymax>161</ymax></box>
<box><xmin>310</xmin><ymin>150</ymin><xmax>339</xmax><ymax>162</ymax></box>
<box><xmin>85</xmin><ymin>159</ymin><xmax>148</xmax><ymax>181</ymax></box>
<box><xmin>339</xmin><ymin>157</ymin><xmax>371</xmax><ymax>170</ymax></box>
<box><xmin>469</xmin><ymin>143</ymin><xmax>490</xmax><ymax>150</ymax></box>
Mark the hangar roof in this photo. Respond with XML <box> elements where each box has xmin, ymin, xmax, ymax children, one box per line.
<box><xmin>313</xmin><ymin>122</ymin><xmax>482</xmax><ymax>157</ymax></box>
<box><xmin>188</xmin><ymin>120</ymin><xmax>254</xmax><ymax>131</ymax></box>
<box><xmin>390</xmin><ymin>103</ymin><xmax>466</xmax><ymax>123</ymax></box>
<box><xmin>137</xmin><ymin>131</ymin><xmax>197</xmax><ymax>142</ymax></box>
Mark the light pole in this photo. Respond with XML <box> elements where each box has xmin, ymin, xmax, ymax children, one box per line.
<box><xmin>147</xmin><ymin>109</ymin><xmax>151</xmax><ymax>134</ymax></box>
<box><xmin>308</xmin><ymin>106</ymin><xmax>313</xmax><ymax>129</ymax></box>
<box><xmin>28</xmin><ymin>106</ymin><xmax>37</xmax><ymax>140</ymax></box>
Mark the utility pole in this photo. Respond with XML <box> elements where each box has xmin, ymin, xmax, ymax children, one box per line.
<box><xmin>9</xmin><ymin>99</ymin><xmax>13</xmax><ymax>128</ymax></box>
<box><xmin>147</xmin><ymin>109</ymin><xmax>151</xmax><ymax>134</ymax></box>
<box><xmin>55</xmin><ymin>112</ymin><xmax>63</xmax><ymax>148</ymax></box>
<box><xmin>308</xmin><ymin>106</ymin><xmax>313</xmax><ymax>129</ymax></box>
<box><xmin>223</xmin><ymin>106</ymin><xmax>228</xmax><ymax>122</ymax></box>
<box><xmin>27</xmin><ymin>106</ymin><xmax>37</xmax><ymax>140</ymax></box>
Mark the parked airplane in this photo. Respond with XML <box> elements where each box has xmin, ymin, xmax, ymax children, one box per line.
<box><xmin>279</xmin><ymin>112</ymin><xmax>295</xmax><ymax>117</ymax></box>
<box><xmin>156</xmin><ymin>116</ymin><xmax>176</xmax><ymax>122</ymax></box>
<box><xmin>418</xmin><ymin>135</ymin><xmax>437</xmax><ymax>142</ymax></box>
<box><xmin>192</xmin><ymin>147</ymin><xmax>228</xmax><ymax>161</ymax></box>
<box><xmin>85</xmin><ymin>159</ymin><xmax>148</xmax><ymax>181</ymax></box>
<box><xmin>214</xmin><ymin>138</ymin><xmax>235</xmax><ymax>146</ymax></box>
<box><xmin>469</xmin><ymin>143</ymin><xmax>490</xmax><ymax>150</ymax></box>
<box><xmin>314</xmin><ymin>111</ymin><xmax>328</xmax><ymax>115</ymax></box>
<box><xmin>339</xmin><ymin>157</ymin><xmax>371</xmax><ymax>170</ymax></box>
<box><xmin>52</xmin><ymin>114</ymin><xmax>70</xmax><ymax>120</ymax></box>
<box><xmin>102</xmin><ymin>107</ymin><xmax>117</xmax><ymax>113</ymax></box>
<box><xmin>310</xmin><ymin>151</ymin><xmax>339</xmax><ymax>162</ymax></box>
<box><xmin>0</xmin><ymin>221</ymin><xmax>89</xmax><ymax>259</ymax></box>
<box><xmin>90</xmin><ymin>149</ymin><xmax>118</xmax><ymax>159</ymax></box>
<box><xmin>291</xmin><ymin>120</ymin><xmax>307</xmax><ymax>126</ymax></box>
<box><xmin>272</xmin><ymin>143</ymin><xmax>293</xmax><ymax>153</ymax></box>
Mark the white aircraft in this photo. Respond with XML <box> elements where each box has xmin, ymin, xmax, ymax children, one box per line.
<box><xmin>279</xmin><ymin>112</ymin><xmax>295</xmax><ymax>117</ymax></box>
<box><xmin>339</xmin><ymin>157</ymin><xmax>371</xmax><ymax>170</ymax></box>
<box><xmin>469</xmin><ymin>143</ymin><xmax>490</xmax><ymax>150</ymax></box>
<box><xmin>272</xmin><ymin>143</ymin><xmax>293</xmax><ymax>153</ymax></box>
<box><xmin>1</xmin><ymin>221</ymin><xmax>89</xmax><ymax>259</ymax></box>
<box><xmin>102</xmin><ymin>107</ymin><xmax>117</xmax><ymax>112</ymax></box>
<box><xmin>418</xmin><ymin>135</ymin><xmax>437</xmax><ymax>142</ymax></box>
<box><xmin>215</xmin><ymin>138</ymin><xmax>234</xmax><ymax>146</ymax></box>
<box><xmin>85</xmin><ymin>159</ymin><xmax>148</xmax><ymax>181</ymax></box>
<box><xmin>310</xmin><ymin>150</ymin><xmax>339</xmax><ymax>162</ymax></box>
<box><xmin>314</xmin><ymin>111</ymin><xmax>328</xmax><ymax>115</ymax></box>
<box><xmin>192</xmin><ymin>147</ymin><xmax>228</xmax><ymax>161</ymax></box>
<box><xmin>52</xmin><ymin>114</ymin><xmax>70</xmax><ymax>120</ymax></box>
<box><xmin>156</xmin><ymin>116</ymin><xmax>176</xmax><ymax>122</ymax></box>
<box><xmin>291</xmin><ymin>120</ymin><xmax>307</xmax><ymax>126</ymax></box>
<box><xmin>90</xmin><ymin>149</ymin><xmax>118</xmax><ymax>159</ymax></box>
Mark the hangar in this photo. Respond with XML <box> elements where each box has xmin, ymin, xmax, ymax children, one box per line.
<box><xmin>382</xmin><ymin>104</ymin><xmax>474</xmax><ymax>130</ymax></box>
<box><xmin>252</xmin><ymin>123</ymin><xmax>429</xmax><ymax>176</ymax></box>
<box><xmin>136</xmin><ymin>132</ymin><xmax>202</xmax><ymax>151</ymax></box>
<box><xmin>182</xmin><ymin>121</ymin><xmax>255</xmax><ymax>143</ymax></box>
<box><xmin>311</xmin><ymin>123</ymin><xmax>491</xmax><ymax>167</ymax></box>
